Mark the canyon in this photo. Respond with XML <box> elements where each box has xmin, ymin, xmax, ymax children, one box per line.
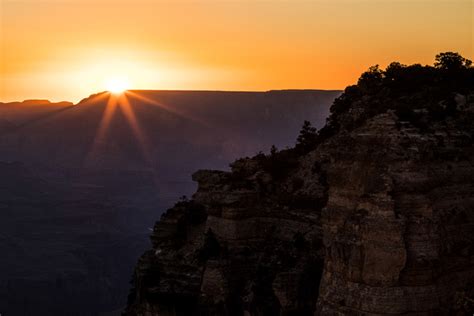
<box><xmin>125</xmin><ymin>60</ymin><xmax>474</xmax><ymax>315</ymax></box>
<box><xmin>0</xmin><ymin>90</ymin><xmax>339</xmax><ymax>315</ymax></box>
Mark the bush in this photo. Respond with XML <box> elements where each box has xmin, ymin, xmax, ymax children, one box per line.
<box><xmin>258</xmin><ymin>148</ymin><xmax>299</xmax><ymax>180</ymax></box>
<box><xmin>435</xmin><ymin>52</ymin><xmax>472</xmax><ymax>70</ymax></box>
<box><xmin>324</xmin><ymin>51</ymin><xmax>473</xmax><ymax>135</ymax></box>
<box><xmin>295</xmin><ymin>120</ymin><xmax>318</xmax><ymax>154</ymax></box>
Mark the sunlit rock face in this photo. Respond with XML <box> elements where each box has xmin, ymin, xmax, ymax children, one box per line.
<box><xmin>125</xmin><ymin>93</ymin><xmax>474</xmax><ymax>315</ymax></box>
<box><xmin>316</xmin><ymin>110</ymin><xmax>474</xmax><ymax>314</ymax></box>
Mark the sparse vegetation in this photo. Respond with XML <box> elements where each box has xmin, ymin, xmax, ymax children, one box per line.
<box><xmin>295</xmin><ymin>120</ymin><xmax>318</xmax><ymax>154</ymax></box>
<box><xmin>257</xmin><ymin>148</ymin><xmax>299</xmax><ymax>180</ymax></box>
<box><xmin>318</xmin><ymin>52</ymin><xmax>473</xmax><ymax>144</ymax></box>
<box><xmin>270</xmin><ymin>144</ymin><xmax>278</xmax><ymax>156</ymax></box>
<box><xmin>245</xmin><ymin>52</ymin><xmax>474</xmax><ymax>195</ymax></box>
<box><xmin>435</xmin><ymin>52</ymin><xmax>472</xmax><ymax>70</ymax></box>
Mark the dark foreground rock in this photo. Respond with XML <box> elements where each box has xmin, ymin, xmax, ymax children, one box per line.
<box><xmin>125</xmin><ymin>55</ymin><xmax>474</xmax><ymax>315</ymax></box>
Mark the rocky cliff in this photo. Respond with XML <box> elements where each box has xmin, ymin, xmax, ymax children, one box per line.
<box><xmin>125</xmin><ymin>53</ymin><xmax>474</xmax><ymax>315</ymax></box>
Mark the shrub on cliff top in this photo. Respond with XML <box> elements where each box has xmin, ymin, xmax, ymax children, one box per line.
<box><xmin>295</xmin><ymin>120</ymin><xmax>318</xmax><ymax>154</ymax></box>
<box><xmin>246</xmin><ymin>52</ymin><xmax>473</xmax><ymax>172</ymax></box>
<box><xmin>324</xmin><ymin>52</ymin><xmax>473</xmax><ymax>136</ymax></box>
<box><xmin>435</xmin><ymin>52</ymin><xmax>472</xmax><ymax>70</ymax></box>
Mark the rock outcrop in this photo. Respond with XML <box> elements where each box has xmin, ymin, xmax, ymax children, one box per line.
<box><xmin>125</xmin><ymin>55</ymin><xmax>474</xmax><ymax>315</ymax></box>
<box><xmin>126</xmin><ymin>155</ymin><xmax>328</xmax><ymax>315</ymax></box>
<box><xmin>315</xmin><ymin>110</ymin><xmax>474</xmax><ymax>314</ymax></box>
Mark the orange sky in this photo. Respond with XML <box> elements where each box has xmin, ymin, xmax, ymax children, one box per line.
<box><xmin>1</xmin><ymin>0</ymin><xmax>472</xmax><ymax>102</ymax></box>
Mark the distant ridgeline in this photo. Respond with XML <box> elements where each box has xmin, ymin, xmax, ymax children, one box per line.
<box><xmin>0</xmin><ymin>90</ymin><xmax>339</xmax><ymax>315</ymax></box>
<box><xmin>125</xmin><ymin>52</ymin><xmax>474</xmax><ymax>315</ymax></box>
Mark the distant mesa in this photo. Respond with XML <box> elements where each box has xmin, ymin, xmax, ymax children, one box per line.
<box><xmin>0</xmin><ymin>99</ymin><xmax>73</xmax><ymax>107</ymax></box>
<box><xmin>22</xmin><ymin>99</ymin><xmax>51</xmax><ymax>105</ymax></box>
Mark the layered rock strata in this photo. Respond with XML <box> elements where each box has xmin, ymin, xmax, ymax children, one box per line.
<box><xmin>125</xmin><ymin>88</ymin><xmax>474</xmax><ymax>315</ymax></box>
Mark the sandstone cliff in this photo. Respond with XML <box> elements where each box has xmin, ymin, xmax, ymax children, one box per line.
<box><xmin>125</xmin><ymin>54</ymin><xmax>474</xmax><ymax>315</ymax></box>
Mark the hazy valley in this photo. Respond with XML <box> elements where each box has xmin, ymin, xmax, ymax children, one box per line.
<box><xmin>0</xmin><ymin>90</ymin><xmax>340</xmax><ymax>315</ymax></box>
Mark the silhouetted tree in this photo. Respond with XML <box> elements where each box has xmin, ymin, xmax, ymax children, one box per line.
<box><xmin>357</xmin><ymin>65</ymin><xmax>383</xmax><ymax>92</ymax></box>
<box><xmin>314</xmin><ymin>52</ymin><xmax>473</xmax><ymax>145</ymax></box>
<box><xmin>384</xmin><ymin>62</ymin><xmax>406</xmax><ymax>81</ymax></box>
<box><xmin>435</xmin><ymin>52</ymin><xmax>472</xmax><ymax>70</ymax></box>
<box><xmin>270</xmin><ymin>145</ymin><xmax>278</xmax><ymax>156</ymax></box>
<box><xmin>296</xmin><ymin>120</ymin><xmax>317</xmax><ymax>153</ymax></box>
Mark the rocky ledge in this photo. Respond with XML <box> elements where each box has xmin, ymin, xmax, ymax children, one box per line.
<box><xmin>125</xmin><ymin>53</ymin><xmax>474</xmax><ymax>315</ymax></box>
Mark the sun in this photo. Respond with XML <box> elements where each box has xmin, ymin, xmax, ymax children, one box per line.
<box><xmin>106</xmin><ymin>77</ymin><xmax>130</xmax><ymax>94</ymax></box>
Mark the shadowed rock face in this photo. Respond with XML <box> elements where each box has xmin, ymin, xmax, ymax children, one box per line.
<box><xmin>126</xmin><ymin>155</ymin><xmax>327</xmax><ymax>316</ymax></box>
<box><xmin>125</xmin><ymin>85</ymin><xmax>474</xmax><ymax>313</ymax></box>
<box><xmin>0</xmin><ymin>90</ymin><xmax>339</xmax><ymax>315</ymax></box>
<box><xmin>315</xmin><ymin>111</ymin><xmax>474</xmax><ymax>314</ymax></box>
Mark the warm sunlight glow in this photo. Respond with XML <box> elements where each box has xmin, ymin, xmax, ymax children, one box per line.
<box><xmin>0</xmin><ymin>0</ymin><xmax>472</xmax><ymax>102</ymax></box>
<box><xmin>106</xmin><ymin>77</ymin><xmax>130</xmax><ymax>94</ymax></box>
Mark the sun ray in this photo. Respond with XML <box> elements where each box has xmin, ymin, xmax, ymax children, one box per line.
<box><xmin>118</xmin><ymin>94</ymin><xmax>163</xmax><ymax>191</ymax></box>
<box><xmin>0</xmin><ymin>92</ymin><xmax>110</xmax><ymax>137</ymax></box>
<box><xmin>0</xmin><ymin>104</ymin><xmax>76</xmax><ymax>136</ymax></box>
<box><xmin>82</xmin><ymin>92</ymin><xmax>163</xmax><ymax>190</ymax></box>
<box><xmin>125</xmin><ymin>90</ymin><xmax>209</xmax><ymax>127</ymax></box>
<box><xmin>84</xmin><ymin>93</ymin><xmax>119</xmax><ymax>167</ymax></box>
<box><xmin>94</xmin><ymin>94</ymin><xmax>119</xmax><ymax>144</ymax></box>
<box><xmin>117</xmin><ymin>93</ymin><xmax>154</xmax><ymax>165</ymax></box>
<box><xmin>77</xmin><ymin>91</ymin><xmax>110</xmax><ymax>105</ymax></box>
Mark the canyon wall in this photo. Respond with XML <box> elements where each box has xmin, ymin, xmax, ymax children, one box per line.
<box><xmin>126</xmin><ymin>78</ymin><xmax>474</xmax><ymax>315</ymax></box>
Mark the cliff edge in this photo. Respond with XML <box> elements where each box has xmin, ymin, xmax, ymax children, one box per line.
<box><xmin>125</xmin><ymin>52</ymin><xmax>474</xmax><ymax>315</ymax></box>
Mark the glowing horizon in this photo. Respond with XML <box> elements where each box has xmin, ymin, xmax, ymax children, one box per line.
<box><xmin>0</xmin><ymin>0</ymin><xmax>472</xmax><ymax>103</ymax></box>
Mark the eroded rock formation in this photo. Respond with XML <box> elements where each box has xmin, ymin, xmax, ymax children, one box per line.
<box><xmin>316</xmin><ymin>111</ymin><xmax>474</xmax><ymax>314</ymax></box>
<box><xmin>125</xmin><ymin>57</ymin><xmax>474</xmax><ymax>315</ymax></box>
<box><xmin>126</xmin><ymin>155</ymin><xmax>327</xmax><ymax>315</ymax></box>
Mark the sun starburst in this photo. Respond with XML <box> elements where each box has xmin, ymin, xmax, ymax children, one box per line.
<box><xmin>105</xmin><ymin>77</ymin><xmax>130</xmax><ymax>94</ymax></box>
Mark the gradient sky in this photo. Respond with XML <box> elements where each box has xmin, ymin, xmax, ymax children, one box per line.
<box><xmin>1</xmin><ymin>0</ymin><xmax>472</xmax><ymax>102</ymax></box>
